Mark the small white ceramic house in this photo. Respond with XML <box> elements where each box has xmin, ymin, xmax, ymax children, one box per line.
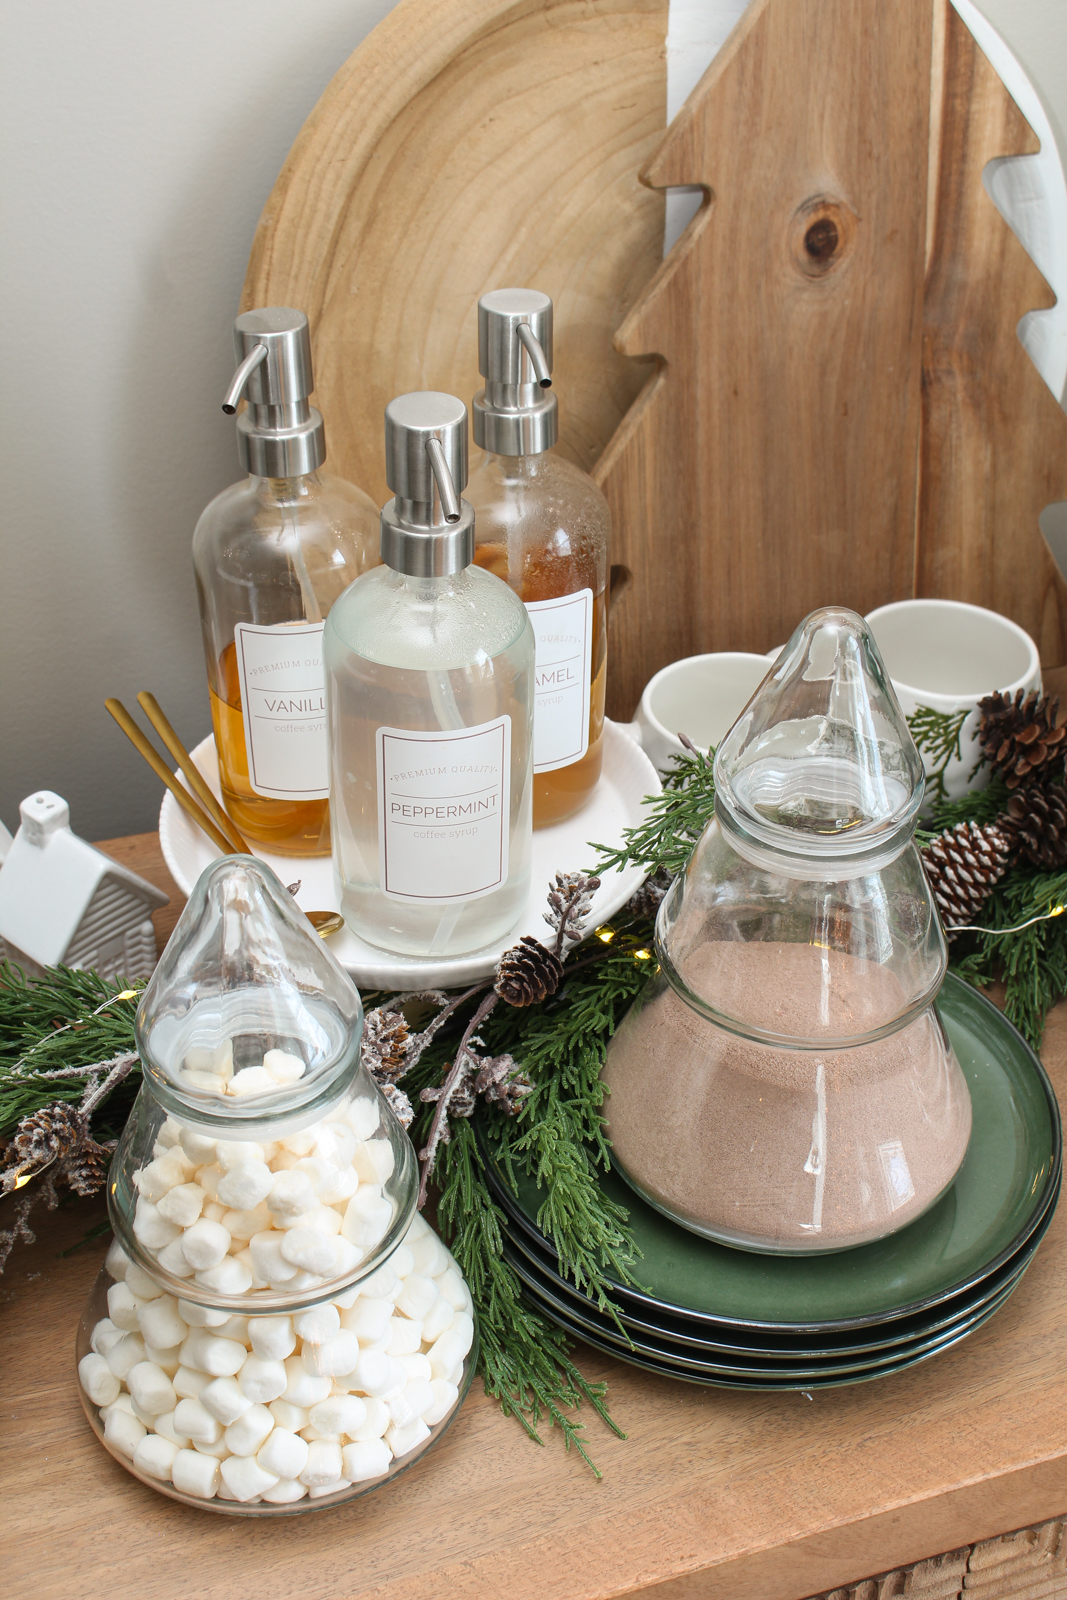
<box><xmin>0</xmin><ymin>791</ymin><xmax>168</xmax><ymax>981</ymax></box>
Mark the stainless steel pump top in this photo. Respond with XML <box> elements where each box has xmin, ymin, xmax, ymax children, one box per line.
<box><xmin>380</xmin><ymin>391</ymin><xmax>476</xmax><ymax>577</ymax></box>
<box><xmin>221</xmin><ymin>307</ymin><xmax>326</xmax><ymax>479</ymax></box>
<box><xmin>472</xmin><ymin>288</ymin><xmax>559</xmax><ymax>456</ymax></box>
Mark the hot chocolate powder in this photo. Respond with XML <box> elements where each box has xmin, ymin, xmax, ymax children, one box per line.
<box><xmin>602</xmin><ymin>942</ymin><xmax>972</xmax><ymax>1251</ymax></box>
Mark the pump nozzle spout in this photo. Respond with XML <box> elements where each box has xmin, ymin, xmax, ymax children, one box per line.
<box><xmin>516</xmin><ymin>322</ymin><xmax>552</xmax><ymax>388</ymax></box>
<box><xmin>426</xmin><ymin>438</ymin><xmax>462</xmax><ymax>523</ymax></box>
<box><xmin>222</xmin><ymin>343</ymin><xmax>268</xmax><ymax>414</ymax></box>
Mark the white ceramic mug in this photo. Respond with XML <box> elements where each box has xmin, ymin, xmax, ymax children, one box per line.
<box><xmin>624</xmin><ymin>652</ymin><xmax>773</xmax><ymax>774</ymax></box>
<box><xmin>865</xmin><ymin>599</ymin><xmax>1041</xmax><ymax>802</ymax></box>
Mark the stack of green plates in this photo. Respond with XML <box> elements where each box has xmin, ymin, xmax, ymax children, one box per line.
<box><xmin>480</xmin><ymin>975</ymin><xmax>1061</xmax><ymax>1389</ymax></box>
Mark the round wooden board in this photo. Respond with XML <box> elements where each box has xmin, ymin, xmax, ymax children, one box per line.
<box><xmin>242</xmin><ymin>0</ymin><xmax>668</xmax><ymax>502</ymax></box>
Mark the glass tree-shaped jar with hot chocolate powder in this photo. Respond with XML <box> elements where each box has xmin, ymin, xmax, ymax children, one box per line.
<box><xmin>601</xmin><ymin>607</ymin><xmax>972</xmax><ymax>1253</ymax></box>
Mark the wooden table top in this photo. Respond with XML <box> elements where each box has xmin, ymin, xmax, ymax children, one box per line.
<box><xmin>3</xmin><ymin>831</ymin><xmax>1065</xmax><ymax>1600</ymax></box>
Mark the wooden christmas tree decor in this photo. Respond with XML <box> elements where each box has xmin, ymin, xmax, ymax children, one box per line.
<box><xmin>594</xmin><ymin>0</ymin><xmax>1067</xmax><ymax>717</ymax></box>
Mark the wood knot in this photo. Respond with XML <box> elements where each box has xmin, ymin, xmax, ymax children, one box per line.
<box><xmin>790</xmin><ymin>196</ymin><xmax>857</xmax><ymax>278</ymax></box>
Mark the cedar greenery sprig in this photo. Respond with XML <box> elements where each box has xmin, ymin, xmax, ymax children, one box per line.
<box><xmin>589</xmin><ymin>738</ymin><xmax>715</xmax><ymax>879</ymax></box>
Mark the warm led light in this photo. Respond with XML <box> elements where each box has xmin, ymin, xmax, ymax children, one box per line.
<box><xmin>596</xmin><ymin>927</ymin><xmax>615</xmax><ymax>943</ymax></box>
<box><xmin>14</xmin><ymin>1172</ymin><xmax>31</xmax><ymax>1190</ymax></box>
<box><xmin>634</xmin><ymin>948</ymin><xmax>652</xmax><ymax>961</ymax></box>
<box><xmin>115</xmin><ymin>990</ymin><xmax>139</xmax><ymax>1002</ymax></box>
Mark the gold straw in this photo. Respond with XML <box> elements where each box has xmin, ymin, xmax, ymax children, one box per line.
<box><xmin>104</xmin><ymin>698</ymin><xmax>235</xmax><ymax>857</ymax></box>
<box><xmin>136</xmin><ymin>691</ymin><xmax>251</xmax><ymax>854</ymax></box>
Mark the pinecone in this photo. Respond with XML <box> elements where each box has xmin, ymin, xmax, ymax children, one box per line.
<box><xmin>494</xmin><ymin>936</ymin><xmax>564</xmax><ymax>1006</ymax></box>
<box><xmin>978</xmin><ymin>689</ymin><xmax>1066</xmax><ymax>789</ymax></box>
<box><xmin>921</xmin><ymin>819</ymin><xmax>1014</xmax><ymax>933</ymax></box>
<box><xmin>379</xmin><ymin>1083</ymin><xmax>414</xmax><ymax>1131</ymax></box>
<box><xmin>360</xmin><ymin>1007</ymin><xmax>410</xmax><ymax>1085</ymax></box>
<box><xmin>8</xmin><ymin>1103</ymin><xmax>81</xmax><ymax>1168</ymax></box>
<box><xmin>65</xmin><ymin>1138</ymin><xmax>114</xmax><ymax>1197</ymax></box>
<box><xmin>1005</xmin><ymin>777</ymin><xmax>1067</xmax><ymax>870</ymax></box>
<box><xmin>627</xmin><ymin>868</ymin><xmax>672</xmax><ymax>922</ymax></box>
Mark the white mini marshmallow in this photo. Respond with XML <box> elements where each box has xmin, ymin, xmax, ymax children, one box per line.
<box><xmin>192</xmin><ymin>1435</ymin><xmax>231</xmax><ymax>1459</ymax></box>
<box><xmin>180</xmin><ymin>1218</ymin><xmax>231</xmax><ymax>1269</ymax></box>
<box><xmin>173</xmin><ymin>1397</ymin><xmax>222</xmax><ymax>1445</ymax></box>
<box><xmin>134</xmin><ymin>1154</ymin><xmax>187</xmax><ymax>1202</ymax></box>
<box><xmin>257</xmin><ymin>1427</ymin><xmax>309</xmax><ymax>1480</ymax></box>
<box><xmin>350</xmin><ymin>1397</ymin><xmax>391</xmax><ymax>1440</ymax></box>
<box><xmin>385</xmin><ymin>1317</ymin><xmax>423</xmax><ymax>1357</ymax></box>
<box><xmin>217</xmin><ymin>1161</ymin><xmax>273</xmax><ymax>1211</ymax></box>
<box><xmin>299</xmin><ymin>1440</ymin><xmax>344</xmax><ymax>1487</ymax></box>
<box><xmin>422</xmin><ymin>1378</ymin><xmax>459</xmax><ymax>1427</ymax></box>
<box><xmin>261</xmin><ymin>1477</ymin><xmax>308</xmax><ymax>1504</ymax></box>
<box><xmin>397</xmin><ymin>1353</ymin><xmax>432</xmax><ymax>1383</ymax></box>
<box><xmin>316</xmin><ymin>1122</ymin><xmax>357</xmax><ymax>1168</ymax></box>
<box><xmin>181</xmin><ymin>1070</ymin><xmax>227</xmax><ymax>1092</ymax></box>
<box><xmin>172</xmin><ymin>1447</ymin><xmax>220</xmax><ymax>1499</ymax></box>
<box><xmin>179</xmin><ymin>1331</ymin><xmax>246</xmax><ymax>1378</ymax></box>
<box><xmin>282</xmin><ymin>1128</ymin><xmax>317</xmax><ymax>1156</ymax></box>
<box><xmin>309</xmin><ymin>1479</ymin><xmax>351</xmax><ymax>1499</ymax></box>
<box><xmin>238</xmin><ymin>1356</ymin><xmax>288</xmax><ymax>1404</ymax></box>
<box><xmin>386</xmin><ymin>1417</ymin><xmax>431</xmax><ymax>1459</ymax></box>
<box><xmin>156</xmin><ymin>1183</ymin><xmax>206</xmax><ymax>1228</ymax></box>
<box><xmin>107</xmin><ymin>1282</ymin><xmax>143</xmax><ymax>1331</ymax></box>
<box><xmin>408</xmin><ymin>1230</ymin><xmax>451</xmax><ymax>1279</ymax></box>
<box><xmin>420</xmin><ymin>1296</ymin><xmax>455</xmax><ymax>1344</ymax></box>
<box><xmin>179</xmin><ymin>1127</ymin><xmax>218</xmax><ymax>1164</ymax></box>
<box><xmin>133</xmin><ymin>1197</ymin><xmax>181</xmax><ymax>1251</ymax></box>
<box><xmin>90</xmin><ymin>1318</ymin><xmax>124</xmax><ymax>1359</ymax></box>
<box><xmin>235</xmin><ymin>1247</ymin><xmax>268</xmax><ymax>1290</ymax></box>
<box><xmin>341</xmin><ymin>1187</ymin><xmax>393</xmax><ymax>1252</ymax></box>
<box><xmin>268</xmin><ymin>1169</ymin><xmax>317</xmax><ymax>1220</ymax></box>
<box><xmin>123</xmin><ymin>1263</ymin><xmax>165</xmax><ymax>1299</ymax></box>
<box><xmin>214</xmin><ymin>1314</ymin><xmax>249</xmax><ymax>1342</ymax></box>
<box><xmin>104</xmin><ymin>1408</ymin><xmax>147</xmax><ymax>1457</ymax></box>
<box><xmin>356</xmin><ymin>1260</ymin><xmax>400</xmax><ymax>1300</ymax></box>
<box><xmin>144</xmin><ymin>1343</ymin><xmax>182</xmax><ymax>1377</ymax></box>
<box><xmin>133</xmin><ymin>1433</ymin><xmax>179</xmax><ymax>1481</ymax></box>
<box><xmin>194</xmin><ymin>1256</ymin><xmax>254</xmax><ymax>1295</ymax></box>
<box><xmin>300</xmin><ymin>1425</ymin><xmax>341</xmax><ymax>1443</ymax></box>
<box><xmin>292</xmin><ymin>1304</ymin><xmax>340</xmax><ymax>1346</ymax></box>
<box><xmin>341</xmin><ymin>1439</ymin><xmax>392</xmax><ymax>1482</ymax></box>
<box><xmin>302</xmin><ymin>1330</ymin><xmax>360</xmax><ymax>1379</ymax></box>
<box><xmin>224</xmin><ymin>1404</ymin><xmax>274</xmax><ymax>1456</ymax></box>
<box><xmin>154</xmin><ymin>1119</ymin><xmax>182</xmax><ymax>1149</ymax></box>
<box><xmin>177</xmin><ymin>1298</ymin><xmax>230</xmax><ymax>1328</ymax></box>
<box><xmin>281</xmin><ymin>1355</ymin><xmax>332</xmax><ymax>1408</ymax></box>
<box><xmin>220</xmin><ymin>1454</ymin><xmax>279</xmax><ymax>1501</ymax></box>
<box><xmin>137</xmin><ymin>1294</ymin><xmax>187</xmax><ymax>1350</ymax></box>
<box><xmin>318</xmin><ymin>1167</ymin><xmax>359</xmax><ymax>1206</ymax></box>
<box><xmin>428</xmin><ymin>1313</ymin><xmax>475</xmax><ymax>1379</ymax></box>
<box><xmin>346</xmin><ymin>1099</ymin><xmax>380</xmax><ymax>1140</ymax></box>
<box><xmin>221</xmin><ymin>1202</ymin><xmax>271</xmax><ymax>1242</ymax></box>
<box><xmin>194</xmin><ymin>1167</ymin><xmax>221</xmax><ymax>1199</ymax></box>
<box><xmin>248</xmin><ymin>1232</ymin><xmax>298</xmax><ymax>1286</ymax></box>
<box><xmin>127</xmin><ymin>1361</ymin><xmax>177</xmax><ymax>1416</ymax></box>
<box><xmin>309</xmin><ymin>1395</ymin><xmax>367</xmax><ymax>1437</ymax></box>
<box><xmin>294</xmin><ymin>1157</ymin><xmax>342</xmax><ymax>1198</ymax></box>
<box><xmin>153</xmin><ymin>1409</ymin><xmax>192</xmax><ymax>1448</ymax></box>
<box><xmin>280</xmin><ymin>1228</ymin><xmax>337</xmax><ymax>1276</ymax></box>
<box><xmin>248</xmin><ymin>1315</ymin><xmax>296</xmax><ymax>1362</ymax></box>
<box><xmin>173</xmin><ymin>1366</ymin><xmax>210</xmax><ymax>1400</ymax></box>
<box><xmin>184</xmin><ymin>1041</ymin><xmax>233</xmax><ymax>1080</ymax></box>
<box><xmin>155</xmin><ymin>1237</ymin><xmax>195</xmax><ymax>1278</ymax></box>
<box><xmin>199</xmin><ymin>1376</ymin><xmax>254</xmax><ymax>1426</ymax></box>
<box><xmin>353</xmin><ymin>1349</ymin><xmax>403</xmax><ymax>1400</ymax></box>
<box><xmin>331</xmin><ymin>1238</ymin><xmax>362</xmax><ymax>1277</ymax></box>
<box><xmin>395</xmin><ymin>1273</ymin><xmax>438</xmax><ymax>1322</ymax></box>
<box><xmin>228</xmin><ymin>1067</ymin><xmax>278</xmax><ymax>1098</ymax></box>
<box><xmin>352</xmin><ymin>1140</ymin><xmax>395</xmax><ymax>1187</ymax></box>
<box><xmin>214</xmin><ymin>1139</ymin><xmax>265</xmax><ymax>1171</ymax></box>
<box><xmin>263</xmin><ymin>1048</ymin><xmax>306</xmax><ymax>1083</ymax></box>
<box><xmin>388</xmin><ymin>1243</ymin><xmax>414</xmax><ymax>1281</ymax></box>
<box><xmin>79</xmin><ymin>1352</ymin><xmax>121</xmax><ymax>1406</ymax></box>
<box><xmin>106</xmin><ymin>1333</ymin><xmax>147</xmax><ymax>1380</ymax></box>
<box><xmin>438</xmin><ymin>1266</ymin><xmax>470</xmax><ymax>1310</ymax></box>
<box><xmin>269</xmin><ymin>1399</ymin><xmax>308</xmax><ymax>1432</ymax></box>
<box><xmin>104</xmin><ymin>1238</ymin><xmax>130</xmax><ymax>1280</ymax></box>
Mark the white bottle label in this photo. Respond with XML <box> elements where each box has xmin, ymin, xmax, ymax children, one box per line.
<box><xmin>234</xmin><ymin>621</ymin><xmax>329</xmax><ymax>799</ymax></box>
<box><xmin>526</xmin><ymin>588</ymin><xmax>593</xmax><ymax>773</ymax></box>
<box><xmin>376</xmin><ymin>716</ymin><xmax>512</xmax><ymax>902</ymax></box>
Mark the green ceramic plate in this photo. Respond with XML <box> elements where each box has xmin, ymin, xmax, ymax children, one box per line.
<box><xmin>533</xmin><ymin>1284</ymin><xmax>1021</xmax><ymax>1391</ymax></box>
<box><xmin>479</xmin><ymin>974</ymin><xmax>1060</xmax><ymax>1331</ymax></box>
<box><xmin>498</xmin><ymin>1180</ymin><xmax>1057</xmax><ymax>1358</ymax></box>
<box><xmin>502</xmin><ymin>1209</ymin><xmax>1050</xmax><ymax>1378</ymax></box>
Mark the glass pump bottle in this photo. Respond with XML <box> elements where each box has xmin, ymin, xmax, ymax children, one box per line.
<box><xmin>193</xmin><ymin>308</ymin><xmax>379</xmax><ymax>857</ymax></box>
<box><xmin>601</xmin><ymin>608</ymin><xmax>973</xmax><ymax>1254</ymax></box>
<box><xmin>466</xmin><ymin>290</ymin><xmax>610</xmax><ymax>827</ymax></box>
<box><xmin>324</xmin><ymin>392</ymin><xmax>534</xmax><ymax>959</ymax></box>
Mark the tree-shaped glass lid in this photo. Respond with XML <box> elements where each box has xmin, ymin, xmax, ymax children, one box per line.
<box><xmin>137</xmin><ymin>856</ymin><xmax>364</xmax><ymax>1133</ymax></box>
<box><xmin>714</xmin><ymin>607</ymin><xmax>924</xmax><ymax>860</ymax></box>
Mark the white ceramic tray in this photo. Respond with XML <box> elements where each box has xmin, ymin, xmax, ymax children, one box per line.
<box><xmin>159</xmin><ymin>721</ymin><xmax>660</xmax><ymax>991</ymax></box>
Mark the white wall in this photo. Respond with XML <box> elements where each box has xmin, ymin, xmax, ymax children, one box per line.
<box><xmin>2</xmin><ymin>0</ymin><xmax>1066</xmax><ymax>842</ymax></box>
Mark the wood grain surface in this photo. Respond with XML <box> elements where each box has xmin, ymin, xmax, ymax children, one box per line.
<box><xmin>242</xmin><ymin>0</ymin><xmax>668</xmax><ymax>498</ymax></box>
<box><xmin>595</xmin><ymin>0</ymin><xmax>935</xmax><ymax>716</ymax></box>
<box><xmin>918</xmin><ymin>3</ymin><xmax>1067</xmax><ymax>669</ymax></box>
<box><xmin>3</xmin><ymin>834</ymin><xmax>1066</xmax><ymax>1600</ymax></box>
